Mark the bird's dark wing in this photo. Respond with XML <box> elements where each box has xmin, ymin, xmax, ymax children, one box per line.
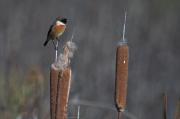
<box><xmin>47</xmin><ymin>24</ymin><xmax>53</xmax><ymax>40</ymax></box>
<box><xmin>43</xmin><ymin>25</ymin><xmax>53</xmax><ymax>46</ymax></box>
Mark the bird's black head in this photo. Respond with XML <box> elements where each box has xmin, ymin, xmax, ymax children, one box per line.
<box><xmin>56</xmin><ymin>17</ymin><xmax>67</xmax><ymax>24</ymax></box>
<box><xmin>60</xmin><ymin>18</ymin><xmax>67</xmax><ymax>24</ymax></box>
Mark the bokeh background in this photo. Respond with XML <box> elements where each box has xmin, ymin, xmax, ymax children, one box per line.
<box><xmin>0</xmin><ymin>0</ymin><xmax>180</xmax><ymax>119</ymax></box>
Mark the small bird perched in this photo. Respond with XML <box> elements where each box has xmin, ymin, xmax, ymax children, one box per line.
<box><xmin>43</xmin><ymin>17</ymin><xmax>67</xmax><ymax>47</ymax></box>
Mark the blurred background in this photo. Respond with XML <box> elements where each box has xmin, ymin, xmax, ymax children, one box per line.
<box><xmin>0</xmin><ymin>0</ymin><xmax>180</xmax><ymax>118</ymax></box>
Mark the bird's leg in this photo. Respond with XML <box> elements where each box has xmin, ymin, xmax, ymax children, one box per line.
<box><xmin>55</xmin><ymin>40</ymin><xmax>59</xmax><ymax>62</ymax></box>
<box><xmin>51</xmin><ymin>40</ymin><xmax>57</xmax><ymax>62</ymax></box>
<box><xmin>52</xmin><ymin>40</ymin><xmax>56</xmax><ymax>50</ymax></box>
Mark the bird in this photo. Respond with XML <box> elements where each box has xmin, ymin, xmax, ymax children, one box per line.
<box><xmin>43</xmin><ymin>17</ymin><xmax>67</xmax><ymax>47</ymax></box>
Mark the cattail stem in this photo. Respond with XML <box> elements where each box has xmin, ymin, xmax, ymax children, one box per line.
<box><xmin>163</xmin><ymin>93</ymin><xmax>167</xmax><ymax>119</ymax></box>
<box><xmin>77</xmin><ymin>105</ymin><xmax>80</xmax><ymax>119</ymax></box>
<box><xmin>50</xmin><ymin>67</ymin><xmax>72</xmax><ymax>119</ymax></box>
<box><xmin>115</xmin><ymin>44</ymin><xmax>129</xmax><ymax>112</ymax></box>
<box><xmin>118</xmin><ymin>111</ymin><xmax>123</xmax><ymax>119</ymax></box>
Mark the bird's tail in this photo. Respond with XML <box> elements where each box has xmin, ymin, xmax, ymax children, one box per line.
<box><xmin>43</xmin><ymin>39</ymin><xmax>49</xmax><ymax>46</ymax></box>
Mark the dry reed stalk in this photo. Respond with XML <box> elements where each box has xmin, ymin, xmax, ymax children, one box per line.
<box><xmin>163</xmin><ymin>93</ymin><xmax>167</xmax><ymax>119</ymax></box>
<box><xmin>50</xmin><ymin>67</ymin><xmax>72</xmax><ymax>119</ymax></box>
<box><xmin>175</xmin><ymin>98</ymin><xmax>180</xmax><ymax>119</ymax></box>
<box><xmin>118</xmin><ymin>111</ymin><xmax>123</xmax><ymax>119</ymax></box>
<box><xmin>115</xmin><ymin>44</ymin><xmax>129</xmax><ymax>112</ymax></box>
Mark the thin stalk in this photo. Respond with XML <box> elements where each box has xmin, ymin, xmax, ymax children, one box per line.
<box><xmin>122</xmin><ymin>11</ymin><xmax>127</xmax><ymax>42</ymax></box>
<box><xmin>77</xmin><ymin>105</ymin><xmax>80</xmax><ymax>119</ymax></box>
<box><xmin>163</xmin><ymin>93</ymin><xmax>167</xmax><ymax>119</ymax></box>
<box><xmin>118</xmin><ymin>111</ymin><xmax>123</xmax><ymax>119</ymax></box>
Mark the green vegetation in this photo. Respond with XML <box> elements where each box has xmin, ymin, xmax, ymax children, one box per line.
<box><xmin>0</xmin><ymin>67</ymin><xmax>46</xmax><ymax>119</ymax></box>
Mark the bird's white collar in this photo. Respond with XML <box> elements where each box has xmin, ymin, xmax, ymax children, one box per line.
<box><xmin>56</xmin><ymin>21</ymin><xmax>65</xmax><ymax>25</ymax></box>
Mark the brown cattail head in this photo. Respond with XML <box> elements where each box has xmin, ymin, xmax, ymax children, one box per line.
<box><xmin>50</xmin><ymin>67</ymin><xmax>72</xmax><ymax>119</ymax></box>
<box><xmin>115</xmin><ymin>44</ymin><xmax>129</xmax><ymax>112</ymax></box>
<box><xmin>50</xmin><ymin>68</ymin><xmax>59</xmax><ymax>119</ymax></box>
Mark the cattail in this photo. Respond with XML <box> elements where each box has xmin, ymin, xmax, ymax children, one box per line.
<box><xmin>115</xmin><ymin>11</ymin><xmax>129</xmax><ymax>113</ymax></box>
<box><xmin>163</xmin><ymin>93</ymin><xmax>167</xmax><ymax>119</ymax></box>
<box><xmin>115</xmin><ymin>44</ymin><xmax>129</xmax><ymax>112</ymax></box>
<box><xmin>50</xmin><ymin>40</ymin><xmax>76</xmax><ymax>119</ymax></box>
<box><xmin>50</xmin><ymin>67</ymin><xmax>72</xmax><ymax>119</ymax></box>
<box><xmin>175</xmin><ymin>98</ymin><xmax>180</xmax><ymax>119</ymax></box>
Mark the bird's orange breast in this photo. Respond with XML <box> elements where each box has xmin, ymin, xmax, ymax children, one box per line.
<box><xmin>51</xmin><ymin>25</ymin><xmax>66</xmax><ymax>39</ymax></box>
